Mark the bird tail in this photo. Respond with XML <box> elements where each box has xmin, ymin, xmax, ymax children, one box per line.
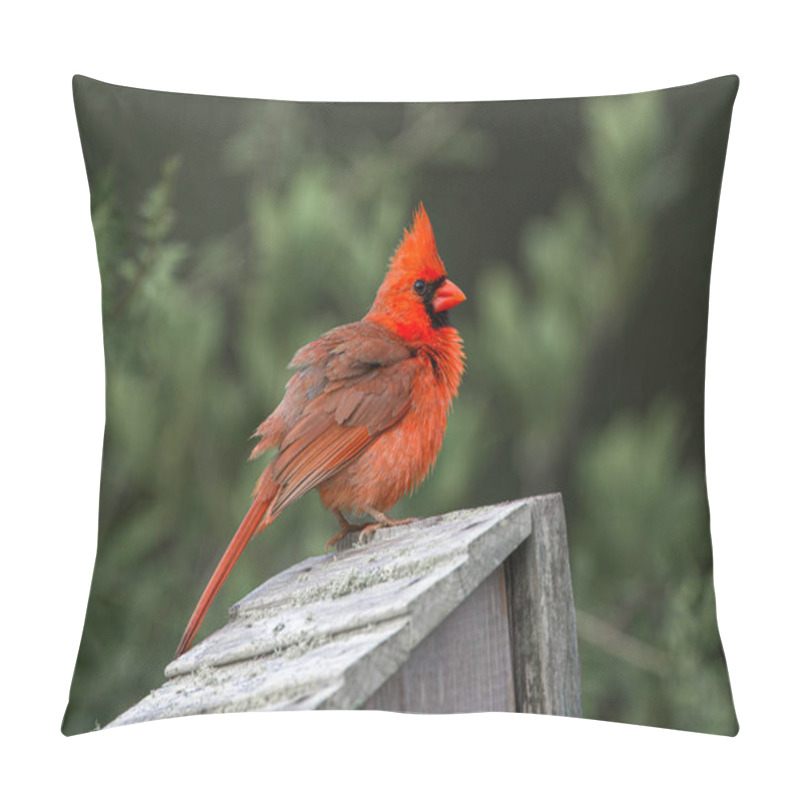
<box><xmin>175</xmin><ymin>496</ymin><xmax>275</xmax><ymax>658</ymax></box>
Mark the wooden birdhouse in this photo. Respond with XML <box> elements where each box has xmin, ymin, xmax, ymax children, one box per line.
<box><xmin>109</xmin><ymin>494</ymin><xmax>581</xmax><ymax>723</ymax></box>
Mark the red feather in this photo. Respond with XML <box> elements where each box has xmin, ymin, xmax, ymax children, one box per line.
<box><xmin>175</xmin><ymin>204</ymin><xmax>465</xmax><ymax>656</ymax></box>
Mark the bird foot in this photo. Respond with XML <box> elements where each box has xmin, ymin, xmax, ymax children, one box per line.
<box><xmin>357</xmin><ymin>510</ymin><xmax>419</xmax><ymax>544</ymax></box>
<box><xmin>325</xmin><ymin>509</ymin><xmax>418</xmax><ymax>551</ymax></box>
<box><xmin>325</xmin><ymin>520</ymin><xmax>365</xmax><ymax>552</ymax></box>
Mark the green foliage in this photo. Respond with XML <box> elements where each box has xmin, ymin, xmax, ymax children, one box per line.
<box><xmin>572</xmin><ymin>402</ymin><xmax>734</xmax><ymax>731</ymax></box>
<box><xmin>64</xmin><ymin>94</ymin><xmax>735</xmax><ymax>735</ymax></box>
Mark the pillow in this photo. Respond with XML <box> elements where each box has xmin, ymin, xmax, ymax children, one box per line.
<box><xmin>64</xmin><ymin>74</ymin><xmax>738</xmax><ymax>735</ymax></box>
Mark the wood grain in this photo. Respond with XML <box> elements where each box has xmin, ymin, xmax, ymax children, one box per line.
<box><xmin>504</xmin><ymin>493</ymin><xmax>582</xmax><ymax>716</ymax></box>
<box><xmin>363</xmin><ymin>567</ymin><xmax>515</xmax><ymax>712</ymax></box>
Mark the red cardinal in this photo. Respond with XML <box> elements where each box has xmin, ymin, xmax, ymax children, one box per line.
<box><xmin>175</xmin><ymin>204</ymin><xmax>465</xmax><ymax>657</ymax></box>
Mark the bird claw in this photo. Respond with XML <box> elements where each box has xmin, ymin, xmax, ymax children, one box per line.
<box><xmin>325</xmin><ymin>517</ymin><xmax>364</xmax><ymax>552</ymax></box>
<box><xmin>324</xmin><ymin>529</ymin><xmax>351</xmax><ymax>552</ymax></box>
<box><xmin>325</xmin><ymin>512</ymin><xmax>419</xmax><ymax>551</ymax></box>
<box><xmin>356</xmin><ymin>513</ymin><xmax>419</xmax><ymax>544</ymax></box>
<box><xmin>357</xmin><ymin>524</ymin><xmax>380</xmax><ymax>545</ymax></box>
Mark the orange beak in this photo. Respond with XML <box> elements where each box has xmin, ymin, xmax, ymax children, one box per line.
<box><xmin>432</xmin><ymin>279</ymin><xmax>466</xmax><ymax>313</ymax></box>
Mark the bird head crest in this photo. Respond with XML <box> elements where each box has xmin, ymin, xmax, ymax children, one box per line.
<box><xmin>390</xmin><ymin>203</ymin><xmax>445</xmax><ymax>282</ymax></box>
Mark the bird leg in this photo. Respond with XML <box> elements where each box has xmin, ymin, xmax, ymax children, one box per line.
<box><xmin>324</xmin><ymin>508</ymin><xmax>419</xmax><ymax>551</ymax></box>
<box><xmin>357</xmin><ymin>507</ymin><xmax>419</xmax><ymax>545</ymax></box>
<box><xmin>325</xmin><ymin>509</ymin><xmax>366</xmax><ymax>552</ymax></box>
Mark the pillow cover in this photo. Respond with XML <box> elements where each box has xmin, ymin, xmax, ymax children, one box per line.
<box><xmin>64</xmin><ymin>74</ymin><xmax>738</xmax><ymax>734</ymax></box>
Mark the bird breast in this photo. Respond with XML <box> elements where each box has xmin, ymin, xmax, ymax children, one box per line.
<box><xmin>316</xmin><ymin>360</ymin><xmax>451</xmax><ymax>514</ymax></box>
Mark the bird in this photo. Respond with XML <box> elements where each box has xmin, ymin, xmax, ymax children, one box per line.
<box><xmin>175</xmin><ymin>204</ymin><xmax>465</xmax><ymax>658</ymax></box>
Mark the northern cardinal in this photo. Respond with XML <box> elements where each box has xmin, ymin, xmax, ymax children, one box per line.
<box><xmin>175</xmin><ymin>204</ymin><xmax>465</xmax><ymax>657</ymax></box>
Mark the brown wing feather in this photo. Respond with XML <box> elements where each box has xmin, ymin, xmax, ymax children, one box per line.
<box><xmin>263</xmin><ymin>322</ymin><xmax>418</xmax><ymax>516</ymax></box>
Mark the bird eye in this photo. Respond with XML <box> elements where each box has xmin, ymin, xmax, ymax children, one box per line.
<box><xmin>413</xmin><ymin>279</ymin><xmax>426</xmax><ymax>294</ymax></box>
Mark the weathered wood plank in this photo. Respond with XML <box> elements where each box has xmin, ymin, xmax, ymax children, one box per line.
<box><xmin>504</xmin><ymin>493</ymin><xmax>582</xmax><ymax>716</ymax></box>
<box><xmin>363</xmin><ymin>566</ymin><xmax>515</xmax><ymax>712</ymax></box>
<box><xmin>108</xmin><ymin>498</ymin><xmax>538</xmax><ymax>725</ymax></box>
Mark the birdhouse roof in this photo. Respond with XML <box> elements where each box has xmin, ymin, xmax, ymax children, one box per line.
<box><xmin>109</xmin><ymin>496</ymin><xmax>556</xmax><ymax>725</ymax></box>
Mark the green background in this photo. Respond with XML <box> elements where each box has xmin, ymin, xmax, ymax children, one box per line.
<box><xmin>64</xmin><ymin>75</ymin><xmax>738</xmax><ymax>735</ymax></box>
